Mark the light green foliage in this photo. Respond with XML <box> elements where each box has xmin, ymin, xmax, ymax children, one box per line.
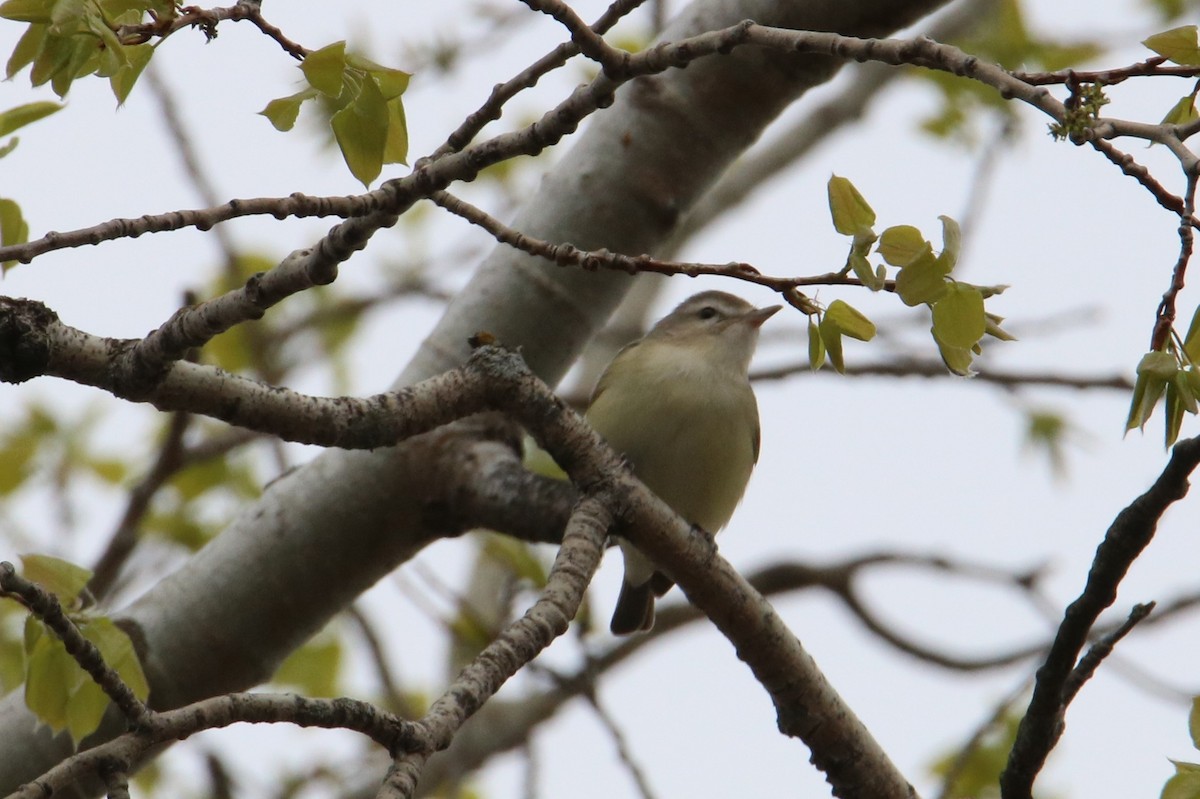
<box><xmin>0</xmin><ymin>0</ymin><xmax>165</xmax><ymax>101</ymax></box>
<box><xmin>929</xmin><ymin>710</ymin><xmax>1048</xmax><ymax>799</ymax></box>
<box><xmin>919</xmin><ymin>0</ymin><xmax>1101</xmax><ymax>142</ymax></box>
<box><xmin>143</xmin><ymin>450</ymin><xmax>260</xmax><ymax>551</ymax></box>
<box><xmin>14</xmin><ymin>556</ymin><xmax>149</xmax><ymax>745</ymax></box>
<box><xmin>1159</xmin><ymin>698</ymin><xmax>1200</xmax><ymax>799</ymax></box>
<box><xmin>822</xmin><ymin>177</ymin><xmax>1010</xmax><ymax>375</ymax></box>
<box><xmin>827</xmin><ymin>175</ymin><xmax>876</xmax><ymax>235</ymax></box>
<box><xmin>262</xmin><ymin>41</ymin><xmax>410</xmax><ymax>187</ymax></box>
<box><xmin>0</xmin><ymin>99</ymin><xmax>61</xmax><ymax>138</ymax></box>
<box><xmin>1023</xmin><ymin>409</ymin><xmax>1071</xmax><ymax>476</ymax></box>
<box><xmin>0</xmin><ymin>100</ymin><xmax>59</xmax><ymax>270</ymax></box>
<box><xmin>0</xmin><ymin>600</ymin><xmax>26</xmax><ymax>695</ymax></box>
<box><xmin>0</xmin><ymin>197</ymin><xmax>29</xmax><ymax>272</ymax></box>
<box><xmin>21</xmin><ymin>554</ymin><xmax>91</xmax><ymax>602</ymax></box>
<box><xmin>1160</xmin><ymin>93</ymin><xmax>1200</xmax><ymax>126</ymax></box>
<box><xmin>1125</xmin><ymin>305</ymin><xmax>1200</xmax><ymax>446</ymax></box>
<box><xmin>272</xmin><ymin>632</ymin><xmax>343</xmax><ymax>698</ymax></box>
<box><xmin>1143</xmin><ymin>26</ymin><xmax>1200</xmax><ymax>128</ymax></box>
<box><xmin>482</xmin><ymin>535</ymin><xmax>548</xmax><ymax>589</ymax></box>
<box><xmin>0</xmin><ymin>404</ymin><xmax>130</xmax><ymax>496</ymax></box>
<box><xmin>1144</xmin><ymin>25</ymin><xmax>1200</xmax><ymax>65</ymax></box>
<box><xmin>818</xmin><ymin>300</ymin><xmax>877</xmax><ymax>374</ymax></box>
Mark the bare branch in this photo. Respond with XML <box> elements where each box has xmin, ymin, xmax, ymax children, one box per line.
<box><xmin>377</xmin><ymin>497</ymin><xmax>609</xmax><ymax>798</ymax></box>
<box><xmin>1001</xmin><ymin>436</ymin><xmax>1200</xmax><ymax>799</ymax></box>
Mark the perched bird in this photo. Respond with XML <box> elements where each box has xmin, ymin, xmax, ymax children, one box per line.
<box><xmin>586</xmin><ymin>290</ymin><xmax>780</xmax><ymax>634</ymax></box>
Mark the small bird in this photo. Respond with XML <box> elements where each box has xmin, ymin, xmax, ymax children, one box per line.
<box><xmin>586</xmin><ymin>290</ymin><xmax>780</xmax><ymax>634</ymax></box>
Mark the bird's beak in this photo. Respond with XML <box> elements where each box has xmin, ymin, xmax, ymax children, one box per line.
<box><xmin>743</xmin><ymin>304</ymin><xmax>782</xmax><ymax>329</ymax></box>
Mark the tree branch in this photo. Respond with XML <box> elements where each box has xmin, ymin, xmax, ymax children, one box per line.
<box><xmin>1001</xmin><ymin>436</ymin><xmax>1200</xmax><ymax>799</ymax></box>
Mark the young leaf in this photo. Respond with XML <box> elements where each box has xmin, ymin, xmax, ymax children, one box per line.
<box><xmin>273</xmin><ymin>636</ymin><xmax>342</xmax><ymax>698</ymax></box>
<box><xmin>1161</xmin><ymin>94</ymin><xmax>1200</xmax><ymax>126</ymax></box>
<box><xmin>1183</xmin><ymin>304</ymin><xmax>1200</xmax><ymax>364</ymax></box>
<box><xmin>827</xmin><ymin>175</ymin><xmax>876</xmax><ymax>236</ymax></box>
<box><xmin>807</xmin><ymin>319</ymin><xmax>825</xmax><ymax>371</ymax></box>
<box><xmin>0</xmin><ymin>0</ymin><xmax>53</xmax><ymax>23</ymax></box>
<box><xmin>1144</xmin><ymin>25</ymin><xmax>1200</xmax><ymax>66</ymax></box>
<box><xmin>80</xmin><ymin>617</ymin><xmax>148</xmax><ymax>704</ymax></box>
<box><xmin>823</xmin><ymin>299</ymin><xmax>876</xmax><ymax>341</ymax></box>
<box><xmin>300</xmin><ymin>41</ymin><xmax>348</xmax><ymax>97</ymax></box>
<box><xmin>331</xmin><ymin>77</ymin><xmax>389</xmax><ymax>186</ymax></box>
<box><xmin>382</xmin><ymin>96</ymin><xmax>408</xmax><ymax>165</ymax></box>
<box><xmin>934</xmin><ymin>333</ymin><xmax>975</xmax><ymax>376</ymax></box>
<box><xmin>894</xmin><ymin>250</ymin><xmax>949</xmax><ymax>306</ymax></box>
<box><xmin>1165</xmin><ymin>380</ymin><xmax>1185</xmax><ymax>446</ymax></box>
<box><xmin>1189</xmin><ymin>696</ymin><xmax>1200</xmax><ymax>749</ymax></box>
<box><xmin>877</xmin><ymin>225</ymin><xmax>930</xmax><ymax>266</ymax></box>
<box><xmin>1125</xmin><ymin>351</ymin><xmax>1176</xmax><ymax>432</ymax></box>
<box><xmin>936</xmin><ymin>214</ymin><xmax>961</xmax><ymax>273</ymax></box>
<box><xmin>818</xmin><ymin>316</ymin><xmax>845</xmax><ymax>373</ymax></box>
<box><xmin>20</xmin><ymin>555</ymin><xmax>92</xmax><ymax>606</ymax></box>
<box><xmin>260</xmin><ymin>89</ymin><xmax>318</xmax><ymax>132</ymax></box>
<box><xmin>0</xmin><ymin>100</ymin><xmax>61</xmax><ymax>136</ymax></box>
<box><xmin>0</xmin><ymin>198</ymin><xmax>29</xmax><ymax>271</ymax></box>
<box><xmin>931</xmin><ymin>284</ymin><xmax>986</xmax><ymax>349</ymax></box>
<box><xmin>1162</xmin><ymin>761</ymin><xmax>1200</xmax><ymax>799</ymax></box>
<box><xmin>24</xmin><ymin>632</ymin><xmax>76</xmax><ymax>731</ymax></box>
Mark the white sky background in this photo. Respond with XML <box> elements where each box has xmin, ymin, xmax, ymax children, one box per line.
<box><xmin>1</xmin><ymin>1</ymin><xmax>1199</xmax><ymax>798</ymax></box>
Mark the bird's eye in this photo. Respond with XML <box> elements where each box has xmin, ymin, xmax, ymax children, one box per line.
<box><xmin>697</xmin><ymin>306</ymin><xmax>718</xmax><ymax>320</ymax></box>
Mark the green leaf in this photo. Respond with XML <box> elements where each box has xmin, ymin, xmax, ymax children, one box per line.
<box><xmin>260</xmin><ymin>88</ymin><xmax>317</xmax><ymax>132</ymax></box>
<box><xmin>985</xmin><ymin>312</ymin><xmax>1018</xmax><ymax>342</ymax></box>
<box><xmin>108</xmin><ymin>42</ymin><xmax>151</xmax><ymax>104</ymax></box>
<box><xmin>894</xmin><ymin>250</ymin><xmax>950</xmax><ymax>306</ymax></box>
<box><xmin>1144</xmin><ymin>25</ymin><xmax>1200</xmax><ymax>65</ymax></box>
<box><xmin>931</xmin><ymin>284</ymin><xmax>986</xmax><ymax>349</ymax></box>
<box><xmin>877</xmin><ymin>225</ymin><xmax>930</xmax><ymax>266</ymax></box>
<box><xmin>934</xmin><ymin>333</ymin><xmax>976</xmax><ymax>377</ymax></box>
<box><xmin>1162</xmin><ymin>761</ymin><xmax>1200</xmax><ymax>799</ymax></box>
<box><xmin>1188</xmin><ymin>696</ymin><xmax>1200</xmax><ymax>749</ymax></box>
<box><xmin>807</xmin><ymin>319</ymin><xmax>824</xmax><ymax>371</ymax></box>
<box><xmin>848</xmin><ymin>251</ymin><xmax>882</xmax><ymax>291</ymax></box>
<box><xmin>936</xmin><ymin>214</ymin><xmax>961</xmax><ymax>274</ymax></box>
<box><xmin>331</xmin><ymin>77</ymin><xmax>389</xmax><ymax>186</ymax></box>
<box><xmin>0</xmin><ymin>0</ymin><xmax>53</xmax><ymax>22</ymax></box>
<box><xmin>1175</xmin><ymin>370</ymin><xmax>1199</xmax><ymax>415</ymax></box>
<box><xmin>1161</xmin><ymin>94</ymin><xmax>1200</xmax><ymax>126</ymax></box>
<box><xmin>6</xmin><ymin>23</ymin><xmax>45</xmax><ymax>79</ymax></box>
<box><xmin>382</xmin><ymin>96</ymin><xmax>408</xmax><ymax>165</ymax></box>
<box><xmin>827</xmin><ymin>175</ymin><xmax>875</xmax><ymax>236</ymax></box>
<box><xmin>0</xmin><ymin>100</ymin><xmax>61</xmax><ymax>136</ymax></box>
<box><xmin>24</xmin><ymin>631</ymin><xmax>76</xmax><ymax>731</ymax></box>
<box><xmin>1166</xmin><ymin>379</ymin><xmax>1185</xmax><ymax>446</ymax></box>
<box><xmin>1140</xmin><ymin>350</ymin><xmax>1180</xmax><ymax>380</ymax></box>
<box><xmin>273</xmin><ymin>636</ymin><xmax>342</xmax><ymax>697</ymax></box>
<box><xmin>65</xmin><ymin>670</ymin><xmax>106</xmax><ymax>744</ymax></box>
<box><xmin>1183</xmin><ymin>304</ymin><xmax>1200</xmax><ymax>364</ymax></box>
<box><xmin>0</xmin><ymin>607</ymin><xmax>25</xmax><ymax>694</ymax></box>
<box><xmin>0</xmin><ymin>198</ymin><xmax>29</xmax><ymax>272</ymax></box>
<box><xmin>1126</xmin><ymin>351</ymin><xmax>1176</xmax><ymax>432</ymax></box>
<box><xmin>0</xmin><ymin>423</ymin><xmax>37</xmax><ymax>494</ymax></box>
<box><xmin>354</xmin><ymin>54</ymin><xmax>410</xmax><ymax>100</ymax></box>
<box><xmin>20</xmin><ymin>555</ymin><xmax>92</xmax><ymax>606</ymax></box>
<box><xmin>818</xmin><ymin>315</ymin><xmax>845</xmax><ymax>374</ymax></box>
<box><xmin>484</xmin><ymin>535</ymin><xmax>548</xmax><ymax>587</ymax></box>
<box><xmin>823</xmin><ymin>299</ymin><xmax>876</xmax><ymax>341</ymax></box>
<box><xmin>300</xmin><ymin>40</ymin><xmax>348</xmax><ymax>96</ymax></box>
<box><xmin>81</xmin><ymin>616</ymin><xmax>147</xmax><ymax>704</ymax></box>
